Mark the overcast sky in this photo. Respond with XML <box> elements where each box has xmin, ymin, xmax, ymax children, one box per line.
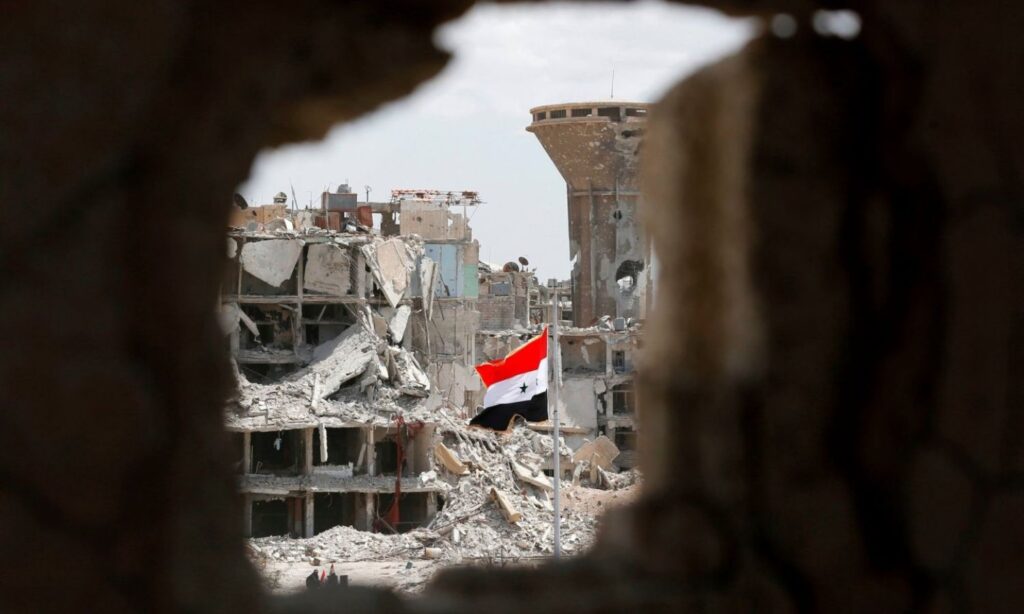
<box><xmin>240</xmin><ymin>1</ymin><xmax>753</xmax><ymax>280</ymax></box>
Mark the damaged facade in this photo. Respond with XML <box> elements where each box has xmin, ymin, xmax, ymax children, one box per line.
<box><xmin>527</xmin><ymin>102</ymin><xmax>653</xmax><ymax>327</ymax></box>
<box><xmin>222</xmin><ymin>190</ymin><xmax>481</xmax><ymax>538</ymax></box>
<box><xmin>222</xmin><ymin>164</ymin><xmax>645</xmax><ymax>542</ymax></box>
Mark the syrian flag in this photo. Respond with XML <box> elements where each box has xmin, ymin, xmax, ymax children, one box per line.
<box><xmin>470</xmin><ymin>328</ymin><xmax>549</xmax><ymax>431</ymax></box>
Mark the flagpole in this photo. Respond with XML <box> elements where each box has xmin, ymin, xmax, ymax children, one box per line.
<box><xmin>550</xmin><ymin>296</ymin><xmax>562</xmax><ymax>559</ymax></box>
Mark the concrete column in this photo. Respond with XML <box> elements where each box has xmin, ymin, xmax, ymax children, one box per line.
<box><xmin>303</xmin><ymin>428</ymin><xmax>314</xmax><ymax>475</ymax></box>
<box><xmin>354</xmin><ymin>251</ymin><xmax>367</xmax><ymax>298</ymax></box>
<box><xmin>242</xmin><ymin>431</ymin><xmax>252</xmax><ymax>474</ymax></box>
<box><xmin>365</xmin><ymin>428</ymin><xmax>377</xmax><ymax>476</ymax></box>
<box><xmin>353</xmin><ymin>492</ymin><xmax>375</xmax><ymax>531</ymax></box>
<box><xmin>304</xmin><ymin>493</ymin><xmax>315</xmax><ymax>538</ymax></box>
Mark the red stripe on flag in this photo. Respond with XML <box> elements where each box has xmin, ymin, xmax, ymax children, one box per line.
<box><xmin>475</xmin><ymin>327</ymin><xmax>548</xmax><ymax>387</ymax></box>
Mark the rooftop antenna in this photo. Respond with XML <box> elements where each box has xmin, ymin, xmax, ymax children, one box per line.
<box><xmin>289</xmin><ymin>181</ymin><xmax>299</xmax><ymax>212</ymax></box>
<box><xmin>610</xmin><ymin>66</ymin><xmax>615</xmax><ymax>99</ymax></box>
<box><xmin>364</xmin><ymin>185</ymin><xmax>372</xmax><ymax>203</ymax></box>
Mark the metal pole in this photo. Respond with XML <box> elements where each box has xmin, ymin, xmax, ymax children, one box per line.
<box><xmin>550</xmin><ymin>297</ymin><xmax>562</xmax><ymax>559</ymax></box>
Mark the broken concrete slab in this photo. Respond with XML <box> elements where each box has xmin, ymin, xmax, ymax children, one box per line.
<box><xmin>388</xmin><ymin>305</ymin><xmax>411</xmax><ymax>345</ymax></box>
<box><xmin>299</xmin><ymin>325</ymin><xmax>379</xmax><ymax>400</ymax></box>
<box><xmin>362</xmin><ymin>238</ymin><xmax>415</xmax><ymax>308</ymax></box>
<box><xmin>419</xmin><ymin>256</ymin><xmax>437</xmax><ymax>318</ymax></box>
<box><xmin>572</xmin><ymin>435</ymin><xmax>620</xmax><ymax>470</ymax></box>
<box><xmin>304</xmin><ymin>243</ymin><xmax>352</xmax><ymax>295</ymax></box>
<box><xmin>371</xmin><ymin>312</ymin><xmax>388</xmax><ymax>338</ymax></box>
<box><xmin>490</xmin><ymin>487</ymin><xmax>522</xmax><ymax>524</ymax></box>
<box><xmin>435</xmin><ymin>442</ymin><xmax>469</xmax><ymax>476</ymax></box>
<box><xmin>511</xmin><ymin>460</ymin><xmax>553</xmax><ymax>492</ymax></box>
<box><xmin>238</xmin><ymin>308</ymin><xmax>261</xmax><ymax>340</ymax></box>
<box><xmin>241</xmin><ymin>239</ymin><xmax>303</xmax><ymax>287</ymax></box>
<box><xmin>388</xmin><ymin>347</ymin><xmax>430</xmax><ymax>397</ymax></box>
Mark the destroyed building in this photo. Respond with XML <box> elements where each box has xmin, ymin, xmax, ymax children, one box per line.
<box><xmin>527</xmin><ymin>102</ymin><xmax>653</xmax><ymax>327</ymax></box>
<box><xmin>221</xmin><ymin>190</ymin><xmax>483</xmax><ymax>538</ymax></box>
<box><xmin>519</xmin><ymin>102</ymin><xmax>649</xmax><ymax>468</ymax></box>
<box><xmin>221</xmin><ymin>177</ymin><xmax>641</xmax><ymax>543</ymax></box>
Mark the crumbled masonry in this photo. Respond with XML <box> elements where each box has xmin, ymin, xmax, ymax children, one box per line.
<box><xmin>225</xmin><ymin>186</ymin><xmax>642</xmax><ymax>591</ymax></box>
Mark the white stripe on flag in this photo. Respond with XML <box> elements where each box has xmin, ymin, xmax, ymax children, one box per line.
<box><xmin>482</xmin><ymin>357</ymin><xmax>548</xmax><ymax>408</ymax></box>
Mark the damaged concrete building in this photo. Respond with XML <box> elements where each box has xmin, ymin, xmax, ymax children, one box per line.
<box><xmin>516</xmin><ymin>101</ymin><xmax>650</xmax><ymax>468</ymax></box>
<box><xmin>527</xmin><ymin>101</ymin><xmax>653</xmax><ymax>327</ymax></box>
<box><xmin>221</xmin><ymin>190</ymin><xmax>482</xmax><ymax>537</ymax></box>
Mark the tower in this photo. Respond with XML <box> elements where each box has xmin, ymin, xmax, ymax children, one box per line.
<box><xmin>527</xmin><ymin>102</ymin><xmax>650</xmax><ymax>326</ymax></box>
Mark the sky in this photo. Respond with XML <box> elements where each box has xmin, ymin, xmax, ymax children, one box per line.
<box><xmin>240</xmin><ymin>1</ymin><xmax>754</xmax><ymax>281</ymax></box>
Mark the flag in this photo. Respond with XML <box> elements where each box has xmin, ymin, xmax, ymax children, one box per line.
<box><xmin>470</xmin><ymin>328</ymin><xmax>548</xmax><ymax>431</ymax></box>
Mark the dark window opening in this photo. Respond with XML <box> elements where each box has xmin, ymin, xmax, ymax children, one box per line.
<box><xmin>313</xmin><ymin>427</ymin><xmax>363</xmax><ymax>473</ymax></box>
<box><xmin>314</xmin><ymin>492</ymin><xmax>358</xmax><ymax>534</ymax></box>
<box><xmin>597</xmin><ymin>106</ymin><xmax>621</xmax><ymax>121</ymax></box>
<box><xmin>624</xmin><ymin>107</ymin><xmax>647</xmax><ymax>117</ymax></box>
<box><xmin>571</xmin><ymin>108</ymin><xmax>592</xmax><ymax>117</ymax></box>
<box><xmin>252</xmin><ymin>499</ymin><xmax>289</xmax><ymax>538</ymax></box>
<box><xmin>533</xmin><ymin>111</ymin><xmax>546</xmax><ymax>121</ymax></box>
<box><xmin>250</xmin><ymin>430</ymin><xmax>303</xmax><ymax>475</ymax></box>
<box><xmin>375</xmin><ymin>439</ymin><xmax>400</xmax><ymax>476</ymax></box>
<box><xmin>549</xmin><ymin>109</ymin><xmax>567</xmax><ymax>119</ymax></box>
<box><xmin>376</xmin><ymin>493</ymin><xmax>435</xmax><ymax>533</ymax></box>
<box><xmin>613</xmin><ymin>350</ymin><xmax>626</xmax><ymax>373</ymax></box>
<box><xmin>612</xmin><ymin>383</ymin><xmax>635</xmax><ymax>415</ymax></box>
<box><xmin>614</xmin><ymin>430</ymin><xmax>637</xmax><ymax>452</ymax></box>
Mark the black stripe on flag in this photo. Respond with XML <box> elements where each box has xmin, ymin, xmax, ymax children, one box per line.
<box><xmin>469</xmin><ymin>391</ymin><xmax>548</xmax><ymax>432</ymax></box>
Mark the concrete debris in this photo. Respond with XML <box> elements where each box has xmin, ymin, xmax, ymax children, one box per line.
<box><xmin>241</xmin><ymin>238</ymin><xmax>303</xmax><ymax>287</ymax></box>
<box><xmin>223</xmin><ymin>188</ymin><xmax>642</xmax><ymax>595</ymax></box>
<box><xmin>362</xmin><ymin>238</ymin><xmax>416</xmax><ymax>308</ymax></box>
<box><xmin>511</xmin><ymin>460</ymin><xmax>553</xmax><ymax>492</ymax></box>
<box><xmin>572</xmin><ymin>435</ymin><xmax>620</xmax><ymax>470</ymax></box>
<box><xmin>419</xmin><ymin>256</ymin><xmax>437</xmax><ymax>318</ymax></box>
<box><xmin>490</xmin><ymin>487</ymin><xmax>522</xmax><ymax>524</ymax></box>
<box><xmin>307</xmin><ymin>326</ymin><xmax>379</xmax><ymax>400</ymax></box>
<box><xmin>388</xmin><ymin>305</ymin><xmax>411</xmax><ymax>345</ymax></box>
<box><xmin>246</xmin><ymin>422</ymin><xmax>613</xmax><ymax>582</ymax></box>
<box><xmin>388</xmin><ymin>347</ymin><xmax>430</xmax><ymax>397</ymax></box>
<box><xmin>265</xmin><ymin>217</ymin><xmax>295</xmax><ymax>233</ymax></box>
<box><xmin>238</xmin><ymin>309</ymin><xmax>261</xmax><ymax>340</ymax></box>
<box><xmin>304</xmin><ymin>243</ymin><xmax>351</xmax><ymax>295</ymax></box>
<box><xmin>434</xmin><ymin>442</ymin><xmax>469</xmax><ymax>476</ymax></box>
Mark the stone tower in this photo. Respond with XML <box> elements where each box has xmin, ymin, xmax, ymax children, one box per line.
<box><xmin>527</xmin><ymin>102</ymin><xmax>650</xmax><ymax>326</ymax></box>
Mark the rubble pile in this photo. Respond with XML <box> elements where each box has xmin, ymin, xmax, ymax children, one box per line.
<box><xmin>225</xmin><ymin>199</ymin><xmax>642</xmax><ymax>593</ymax></box>
<box><xmin>248</xmin><ymin>420</ymin><xmax>606</xmax><ymax>569</ymax></box>
<box><xmin>228</xmin><ymin>306</ymin><xmax>438</xmax><ymax>430</ymax></box>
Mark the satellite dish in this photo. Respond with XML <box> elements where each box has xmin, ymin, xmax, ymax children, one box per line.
<box><xmin>233</xmin><ymin>193</ymin><xmax>249</xmax><ymax>210</ymax></box>
<box><xmin>518</xmin><ymin>256</ymin><xmax>529</xmax><ymax>266</ymax></box>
